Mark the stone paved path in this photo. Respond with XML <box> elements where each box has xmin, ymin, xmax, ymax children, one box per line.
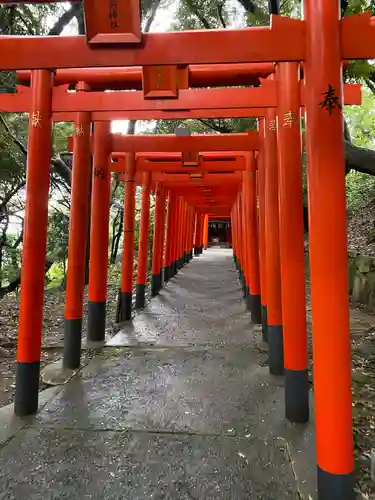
<box><xmin>0</xmin><ymin>249</ymin><xmax>315</xmax><ymax>500</ymax></box>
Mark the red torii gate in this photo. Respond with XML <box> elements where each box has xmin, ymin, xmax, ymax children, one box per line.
<box><xmin>0</xmin><ymin>1</ymin><xmax>371</xmax><ymax>497</ymax></box>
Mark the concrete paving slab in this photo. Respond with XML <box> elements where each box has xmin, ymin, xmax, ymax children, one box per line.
<box><xmin>0</xmin><ymin>428</ymin><xmax>297</xmax><ymax>500</ymax></box>
<box><xmin>107</xmin><ymin>310</ymin><xmax>255</xmax><ymax>347</ymax></box>
<box><xmin>0</xmin><ymin>249</ymin><xmax>315</xmax><ymax>499</ymax></box>
<box><xmin>35</xmin><ymin>347</ymin><xmax>275</xmax><ymax>435</ymax></box>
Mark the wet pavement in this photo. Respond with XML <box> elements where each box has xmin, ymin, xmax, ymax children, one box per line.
<box><xmin>0</xmin><ymin>249</ymin><xmax>315</xmax><ymax>499</ymax></box>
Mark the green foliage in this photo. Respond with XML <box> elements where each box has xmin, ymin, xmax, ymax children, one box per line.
<box><xmin>47</xmin><ymin>211</ymin><xmax>69</xmax><ymax>262</ymax></box>
<box><xmin>0</xmin><ymin>232</ymin><xmax>22</xmax><ymax>286</ymax></box>
<box><xmin>53</xmin><ymin>122</ymin><xmax>75</xmax><ymax>154</ymax></box>
<box><xmin>346</xmin><ymin>171</ymin><xmax>375</xmax><ymax>212</ymax></box>
<box><xmin>345</xmin><ymin>88</ymin><xmax>375</xmax><ymax>148</ymax></box>
<box><xmin>46</xmin><ymin>262</ymin><xmax>65</xmax><ymax>288</ymax></box>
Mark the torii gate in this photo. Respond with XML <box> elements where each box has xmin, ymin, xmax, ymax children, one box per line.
<box><xmin>0</xmin><ymin>1</ymin><xmax>372</xmax><ymax>497</ymax></box>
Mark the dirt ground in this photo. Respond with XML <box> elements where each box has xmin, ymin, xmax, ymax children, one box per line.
<box><xmin>0</xmin><ymin>284</ymin><xmax>119</xmax><ymax>408</ymax></box>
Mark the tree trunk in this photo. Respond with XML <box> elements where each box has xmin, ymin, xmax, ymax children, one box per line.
<box><xmin>344</xmin><ymin>140</ymin><xmax>375</xmax><ymax>176</ymax></box>
<box><xmin>110</xmin><ymin>208</ymin><xmax>124</xmax><ymax>264</ymax></box>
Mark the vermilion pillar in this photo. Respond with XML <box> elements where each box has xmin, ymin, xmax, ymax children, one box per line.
<box><xmin>177</xmin><ymin>200</ymin><xmax>185</xmax><ymax>267</ymax></box>
<box><xmin>232</xmin><ymin>202</ymin><xmax>239</xmax><ymax>270</ymax></box>
<box><xmin>172</xmin><ymin>197</ymin><xmax>180</xmax><ymax>275</ymax></box>
<box><xmin>264</xmin><ymin>107</ymin><xmax>283</xmax><ymax>375</ymax></box>
<box><xmin>244</xmin><ymin>152</ymin><xmax>262</xmax><ymax>324</ymax></box>
<box><xmin>118</xmin><ymin>152</ymin><xmax>137</xmax><ymax>321</ymax></box>
<box><xmin>182</xmin><ymin>202</ymin><xmax>188</xmax><ymax>263</ymax></box>
<box><xmin>237</xmin><ymin>194</ymin><xmax>246</xmax><ymax>296</ymax></box>
<box><xmin>87</xmin><ymin>121</ymin><xmax>111</xmax><ymax>341</ymax></box>
<box><xmin>241</xmin><ymin>186</ymin><xmax>250</xmax><ymax>298</ymax></box>
<box><xmin>277</xmin><ymin>62</ymin><xmax>309</xmax><ymax>424</ymax></box>
<box><xmin>190</xmin><ymin>209</ymin><xmax>195</xmax><ymax>259</ymax></box>
<box><xmin>63</xmin><ymin>107</ymin><xmax>92</xmax><ymax>369</ymax></box>
<box><xmin>199</xmin><ymin>213</ymin><xmax>205</xmax><ymax>254</ymax></box>
<box><xmin>185</xmin><ymin>206</ymin><xmax>192</xmax><ymax>261</ymax></box>
<box><xmin>304</xmin><ymin>1</ymin><xmax>354</xmax><ymax>497</ymax></box>
<box><xmin>135</xmin><ymin>172</ymin><xmax>151</xmax><ymax>309</ymax></box>
<box><xmin>258</xmin><ymin>120</ymin><xmax>268</xmax><ymax>342</ymax></box>
<box><xmin>194</xmin><ymin>212</ymin><xmax>201</xmax><ymax>255</ymax></box>
<box><xmin>169</xmin><ymin>194</ymin><xmax>178</xmax><ymax>276</ymax></box>
<box><xmin>177</xmin><ymin>199</ymin><xmax>185</xmax><ymax>268</ymax></box>
<box><xmin>203</xmin><ymin>214</ymin><xmax>209</xmax><ymax>250</ymax></box>
<box><xmin>188</xmin><ymin>208</ymin><xmax>195</xmax><ymax>259</ymax></box>
<box><xmin>233</xmin><ymin>199</ymin><xmax>240</xmax><ymax>272</ymax></box>
<box><xmin>182</xmin><ymin>201</ymin><xmax>188</xmax><ymax>263</ymax></box>
<box><xmin>164</xmin><ymin>191</ymin><xmax>174</xmax><ymax>282</ymax></box>
<box><xmin>158</xmin><ymin>188</ymin><xmax>167</xmax><ymax>287</ymax></box>
<box><xmin>151</xmin><ymin>182</ymin><xmax>164</xmax><ymax>296</ymax></box>
<box><xmin>15</xmin><ymin>70</ymin><xmax>53</xmax><ymax>416</ymax></box>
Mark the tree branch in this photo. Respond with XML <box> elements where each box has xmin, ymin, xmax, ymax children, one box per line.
<box><xmin>345</xmin><ymin>140</ymin><xmax>375</xmax><ymax>176</ymax></box>
<box><xmin>185</xmin><ymin>0</ymin><xmax>213</xmax><ymax>29</ymax></box>
<box><xmin>48</xmin><ymin>3</ymin><xmax>81</xmax><ymax>35</ymax></box>
<box><xmin>236</xmin><ymin>0</ymin><xmax>258</xmax><ymax>15</ymax></box>
<box><xmin>217</xmin><ymin>2</ymin><xmax>226</xmax><ymax>28</ymax></box>
<box><xmin>198</xmin><ymin>118</ymin><xmax>231</xmax><ymax>133</ymax></box>
<box><xmin>144</xmin><ymin>0</ymin><xmax>162</xmax><ymax>32</ymax></box>
<box><xmin>0</xmin><ymin>114</ymin><xmax>27</xmax><ymax>156</ymax></box>
<box><xmin>51</xmin><ymin>156</ymin><xmax>72</xmax><ymax>186</ymax></box>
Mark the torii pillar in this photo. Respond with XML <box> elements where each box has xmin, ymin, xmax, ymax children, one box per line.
<box><xmin>118</xmin><ymin>152</ymin><xmax>137</xmax><ymax>321</ymax></box>
<box><xmin>135</xmin><ymin>172</ymin><xmax>151</xmax><ymax>309</ymax></box>
<box><xmin>63</xmin><ymin>102</ymin><xmax>91</xmax><ymax>369</ymax></box>
<box><xmin>15</xmin><ymin>70</ymin><xmax>53</xmax><ymax>416</ymax></box>
<box><xmin>277</xmin><ymin>62</ymin><xmax>309</xmax><ymax>424</ymax></box>
<box><xmin>87</xmin><ymin>121</ymin><xmax>111</xmax><ymax>341</ymax></box>
<box><xmin>304</xmin><ymin>0</ymin><xmax>354</xmax><ymax>498</ymax></box>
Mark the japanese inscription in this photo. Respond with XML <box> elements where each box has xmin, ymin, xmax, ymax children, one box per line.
<box><xmin>109</xmin><ymin>0</ymin><xmax>119</xmax><ymax>29</ymax></box>
<box><xmin>155</xmin><ymin>66</ymin><xmax>163</xmax><ymax>89</ymax></box>
<box><xmin>319</xmin><ymin>84</ymin><xmax>342</xmax><ymax>115</ymax></box>
<box><xmin>94</xmin><ymin>167</ymin><xmax>105</xmax><ymax>180</ymax></box>
<box><xmin>75</xmin><ymin>124</ymin><xmax>84</xmax><ymax>136</ymax></box>
<box><xmin>31</xmin><ymin>111</ymin><xmax>42</xmax><ymax>128</ymax></box>
<box><xmin>268</xmin><ymin>119</ymin><xmax>277</xmax><ymax>132</ymax></box>
<box><xmin>283</xmin><ymin>111</ymin><xmax>297</xmax><ymax>128</ymax></box>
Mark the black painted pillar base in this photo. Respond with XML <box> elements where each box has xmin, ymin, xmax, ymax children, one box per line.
<box><xmin>261</xmin><ymin>304</ymin><xmax>268</xmax><ymax>343</ymax></box>
<box><xmin>184</xmin><ymin>251</ymin><xmax>188</xmax><ymax>263</ymax></box>
<box><xmin>173</xmin><ymin>260</ymin><xmax>178</xmax><ymax>274</ymax></box>
<box><xmin>164</xmin><ymin>266</ymin><xmax>170</xmax><ymax>283</ymax></box>
<box><xmin>242</xmin><ymin>276</ymin><xmax>247</xmax><ymax>298</ymax></box>
<box><xmin>169</xmin><ymin>263</ymin><xmax>174</xmax><ymax>278</ymax></box>
<box><xmin>135</xmin><ymin>284</ymin><xmax>146</xmax><ymax>309</ymax></box>
<box><xmin>199</xmin><ymin>245</ymin><xmax>203</xmax><ymax>254</ymax></box>
<box><xmin>116</xmin><ymin>291</ymin><xmax>132</xmax><ymax>322</ymax></box>
<box><xmin>178</xmin><ymin>256</ymin><xmax>183</xmax><ymax>269</ymax></box>
<box><xmin>247</xmin><ymin>294</ymin><xmax>262</xmax><ymax>325</ymax></box>
<box><xmin>317</xmin><ymin>467</ymin><xmax>355</xmax><ymax>500</ymax></box>
<box><xmin>285</xmin><ymin>368</ymin><xmax>309</xmax><ymax>424</ymax></box>
<box><xmin>14</xmin><ymin>361</ymin><xmax>40</xmax><ymax>416</ymax></box>
<box><xmin>63</xmin><ymin>318</ymin><xmax>82</xmax><ymax>369</ymax></box>
<box><xmin>189</xmin><ymin>250</ymin><xmax>193</xmax><ymax>260</ymax></box>
<box><xmin>268</xmin><ymin>324</ymin><xmax>284</xmax><ymax>376</ymax></box>
<box><xmin>159</xmin><ymin>270</ymin><xmax>164</xmax><ymax>289</ymax></box>
<box><xmin>87</xmin><ymin>301</ymin><xmax>106</xmax><ymax>341</ymax></box>
<box><xmin>151</xmin><ymin>273</ymin><xmax>161</xmax><ymax>297</ymax></box>
<box><xmin>194</xmin><ymin>245</ymin><xmax>199</xmax><ymax>256</ymax></box>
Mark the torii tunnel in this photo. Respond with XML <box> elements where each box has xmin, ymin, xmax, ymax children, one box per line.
<box><xmin>1</xmin><ymin>0</ymin><xmax>374</xmax><ymax>498</ymax></box>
